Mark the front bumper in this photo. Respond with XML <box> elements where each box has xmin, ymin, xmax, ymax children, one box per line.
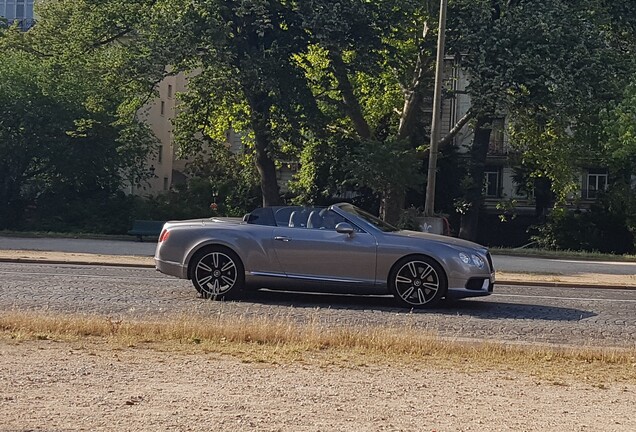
<box><xmin>446</xmin><ymin>284</ymin><xmax>494</xmax><ymax>300</ymax></box>
<box><xmin>446</xmin><ymin>271</ymin><xmax>495</xmax><ymax>300</ymax></box>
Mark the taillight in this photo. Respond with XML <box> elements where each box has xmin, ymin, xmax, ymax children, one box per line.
<box><xmin>159</xmin><ymin>229</ymin><xmax>170</xmax><ymax>242</ymax></box>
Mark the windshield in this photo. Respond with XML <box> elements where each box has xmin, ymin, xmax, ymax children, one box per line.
<box><xmin>337</xmin><ymin>204</ymin><xmax>399</xmax><ymax>232</ymax></box>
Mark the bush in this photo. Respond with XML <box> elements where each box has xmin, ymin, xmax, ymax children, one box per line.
<box><xmin>531</xmin><ymin>189</ymin><xmax>636</xmax><ymax>254</ymax></box>
<box><xmin>22</xmin><ymin>191</ymin><xmax>136</xmax><ymax>234</ymax></box>
<box><xmin>17</xmin><ymin>170</ymin><xmax>261</xmax><ymax>235</ymax></box>
<box><xmin>476</xmin><ymin>212</ymin><xmax>536</xmax><ymax>248</ymax></box>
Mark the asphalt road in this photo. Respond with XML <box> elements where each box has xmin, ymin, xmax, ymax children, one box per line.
<box><xmin>494</xmin><ymin>255</ymin><xmax>636</xmax><ymax>277</ymax></box>
<box><xmin>2</xmin><ymin>235</ymin><xmax>636</xmax><ymax>277</ymax></box>
<box><xmin>2</xmin><ymin>262</ymin><xmax>635</xmax><ymax>349</ymax></box>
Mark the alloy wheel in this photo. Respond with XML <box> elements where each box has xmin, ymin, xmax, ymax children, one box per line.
<box><xmin>394</xmin><ymin>260</ymin><xmax>441</xmax><ymax>306</ymax></box>
<box><xmin>193</xmin><ymin>251</ymin><xmax>238</xmax><ymax>297</ymax></box>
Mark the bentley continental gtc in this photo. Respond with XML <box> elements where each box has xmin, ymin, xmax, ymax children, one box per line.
<box><xmin>154</xmin><ymin>203</ymin><xmax>495</xmax><ymax>308</ymax></box>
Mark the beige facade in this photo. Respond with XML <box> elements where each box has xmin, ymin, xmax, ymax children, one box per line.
<box><xmin>132</xmin><ymin>73</ymin><xmax>189</xmax><ymax>196</ymax></box>
<box><xmin>135</xmin><ymin>73</ymin><xmax>299</xmax><ymax>196</ymax></box>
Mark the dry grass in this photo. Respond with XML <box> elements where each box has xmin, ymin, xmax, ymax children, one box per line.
<box><xmin>1</xmin><ymin>311</ymin><xmax>635</xmax><ymax>384</ymax></box>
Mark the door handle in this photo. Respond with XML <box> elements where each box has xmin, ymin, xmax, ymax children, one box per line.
<box><xmin>274</xmin><ymin>236</ymin><xmax>291</xmax><ymax>242</ymax></box>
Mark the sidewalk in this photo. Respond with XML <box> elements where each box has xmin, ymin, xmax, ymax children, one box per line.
<box><xmin>0</xmin><ymin>237</ymin><xmax>635</xmax><ymax>290</ymax></box>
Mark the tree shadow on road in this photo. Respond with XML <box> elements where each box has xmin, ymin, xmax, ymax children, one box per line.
<box><xmin>439</xmin><ymin>299</ymin><xmax>596</xmax><ymax>321</ymax></box>
<box><xmin>237</xmin><ymin>290</ymin><xmax>596</xmax><ymax>322</ymax></box>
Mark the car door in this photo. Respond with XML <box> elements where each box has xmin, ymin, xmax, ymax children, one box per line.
<box><xmin>271</xmin><ymin>209</ymin><xmax>377</xmax><ymax>286</ymax></box>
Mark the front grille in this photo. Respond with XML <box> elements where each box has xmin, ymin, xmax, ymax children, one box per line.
<box><xmin>466</xmin><ymin>278</ymin><xmax>487</xmax><ymax>290</ymax></box>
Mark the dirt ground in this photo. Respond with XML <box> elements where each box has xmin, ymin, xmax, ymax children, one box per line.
<box><xmin>1</xmin><ymin>340</ymin><xmax>635</xmax><ymax>432</ymax></box>
<box><xmin>2</xmin><ymin>250</ymin><xmax>636</xmax><ymax>431</ymax></box>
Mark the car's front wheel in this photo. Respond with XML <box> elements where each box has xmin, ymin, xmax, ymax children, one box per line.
<box><xmin>389</xmin><ymin>255</ymin><xmax>447</xmax><ymax>308</ymax></box>
<box><xmin>189</xmin><ymin>247</ymin><xmax>244</xmax><ymax>300</ymax></box>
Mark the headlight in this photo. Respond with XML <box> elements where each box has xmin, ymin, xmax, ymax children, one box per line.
<box><xmin>459</xmin><ymin>252</ymin><xmax>471</xmax><ymax>264</ymax></box>
<box><xmin>459</xmin><ymin>252</ymin><xmax>485</xmax><ymax>269</ymax></box>
<box><xmin>471</xmin><ymin>254</ymin><xmax>485</xmax><ymax>269</ymax></box>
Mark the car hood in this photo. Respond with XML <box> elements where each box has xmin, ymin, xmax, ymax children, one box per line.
<box><xmin>386</xmin><ymin>230</ymin><xmax>487</xmax><ymax>251</ymax></box>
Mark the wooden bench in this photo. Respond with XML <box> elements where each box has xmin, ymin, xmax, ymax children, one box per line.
<box><xmin>127</xmin><ymin>220</ymin><xmax>165</xmax><ymax>241</ymax></box>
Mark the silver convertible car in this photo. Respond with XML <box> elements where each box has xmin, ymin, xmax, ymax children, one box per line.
<box><xmin>154</xmin><ymin>203</ymin><xmax>495</xmax><ymax>308</ymax></box>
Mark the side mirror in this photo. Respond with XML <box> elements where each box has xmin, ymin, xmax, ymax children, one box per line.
<box><xmin>335</xmin><ymin>222</ymin><xmax>354</xmax><ymax>235</ymax></box>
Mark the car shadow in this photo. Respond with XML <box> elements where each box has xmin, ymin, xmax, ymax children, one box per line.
<box><xmin>237</xmin><ymin>289</ymin><xmax>596</xmax><ymax>322</ymax></box>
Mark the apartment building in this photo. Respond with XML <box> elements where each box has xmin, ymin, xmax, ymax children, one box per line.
<box><xmin>130</xmin><ymin>73</ymin><xmax>191</xmax><ymax>196</ymax></box>
<box><xmin>137</xmin><ymin>74</ymin><xmax>296</xmax><ymax>197</ymax></box>
<box><xmin>443</xmin><ymin>59</ymin><xmax>614</xmax><ymax>215</ymax></box>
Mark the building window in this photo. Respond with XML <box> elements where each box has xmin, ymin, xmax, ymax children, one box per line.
<box><xmin>484</xmin><ymin>169</ymin><xmax>500</xmax><ymax>198</ymax></box>
<box><xmin>160</xmin><ymin>100</ymin><xmax>165</xmax><ymax>116</ymax></box>
<box><xmin>586</xmin><ymin>171</ymin><xmax>608</xmax><ymax>199</ymax></box>
<box><xmin>167</xmin><ymin>85</ymin><xmax>173</xmax><ymax>98</ymax></box>
<box><xmin>1</xmin><ymin>0</ymin><xmax>33</xmax><ymax>19</ymax></box>
<box><xmin>157</xmin><ymin>145</ymin><xmax>163</xmax><ymax>163</ymax></box>
<box><xmin>1</xmin><ymin>0</ymin><xmax>35</xmax><ymax>29</ymax></box>
<box><xmin>163</xmin><ymin>177</ymin><xmax>169</xmax><ymax>191</ymax></box>
<box><xmin>488</xmin><ymin>118</ymin><xmax>505</xmax><ymax>155</ymax></box>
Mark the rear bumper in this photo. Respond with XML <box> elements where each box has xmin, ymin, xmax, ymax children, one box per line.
<box><xmin>155</xmin><ymin>258</ymin><xmax>188</xmax><ymax>279</ymax></box>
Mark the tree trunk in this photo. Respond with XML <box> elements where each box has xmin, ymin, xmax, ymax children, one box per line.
<box><xmin>0</xmin><ymin>188</ymin><xmax>24</xmax><ymax>230</ymax></box>
<box><xmin>328</xmin><ymin>48</ymin><xmax>421</xmax><ymax>223</ymax></box>
<box><xmin>378</xmin><ymin>120</ymin><xmax>423</xmax><ymax>224</ymax></box>
<box><xmin>247</xmin><ymin>93</ymin><xmax>281</xmax><ymax>207</ymax></box>
<box><xmin>534</xmin><ymin>177</ymin><xmax>552</xmax><ymax>222</ymax></box>
<box><xmin>380</xmin><ymin>185</ymin><xmax>405</xmax><ymax>225</ymax></box>
<box><xmin>459</xmin><ymin>116</ymin><xmax>492</xmax><ymax>241</ymax></box>
<box><xmin>328</xmin><ymin>49</ymin><xmax>372</xmax><ymax>140</ymax></box>
<box><xmin>0</xmin><ymin>159</ymin><xmax>26</xmax><ymax>229</ymax></box>
<box><xmin>380</xmin><ymin>80</ymin><xmax>424</xmax><ymax>224</ymax></box>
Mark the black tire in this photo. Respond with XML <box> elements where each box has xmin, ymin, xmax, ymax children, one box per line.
<box><xmin>189</xmin><ymin>246</ymin><xmax>245</xmax><ymax>300</ymax></box>
<box><xmin>389</xmin><ymin>255</ymin><xmax>447</xmax><ymax>308</ymax></box>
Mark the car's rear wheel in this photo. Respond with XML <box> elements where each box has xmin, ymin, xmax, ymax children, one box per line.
<box><xmin>189</xmin><ymin>246</ymin><xmax>244</xmax><ymax>300</ymax></box>
<box><xmin>389</xmin><ymin>255</ymin><xmax>446</xmax><ymax>308</ymax></box>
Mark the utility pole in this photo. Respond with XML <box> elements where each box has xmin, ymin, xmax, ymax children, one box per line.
<box><xmin>424</xmin><ymin>0</ymin><xmax>448</xmax><ymax>217</ymax></box>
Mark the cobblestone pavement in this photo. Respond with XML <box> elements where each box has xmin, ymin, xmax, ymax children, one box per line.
<box><xmin>2</xmin><ymin>262</ymin><xmax>636</xmax><ymax>349</ymax></box>
<box><xmin>3</xmin><ymin>234</ymin><xmax>636</xmax><ymax>279</ymax></box>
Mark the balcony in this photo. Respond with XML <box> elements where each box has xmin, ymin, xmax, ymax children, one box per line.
<box><xmin>1</xmin><ymin>18</ymin><xmax>36</xmax><ymax>31</ymax></box>
<box><xmin>487</xmin><ymin>139</ymin><xmax>508</xmax><ymax>156</ymax></box>
<box><xmin>487</xmin><ymin>118</ymin><xmax>508</xmax><ymax>156</ymax></box>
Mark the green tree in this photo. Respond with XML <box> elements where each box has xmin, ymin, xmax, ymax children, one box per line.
<box><xmin>447</xmin><ymin>0</ymin><xmax>635</xmax><ymax>240</ymax></box>
<box><xmin>0</xmin><ymin>49</ymin><xmax>150</xmax><ymax>229</ymax></box>
<box><xmin>12</xmin><ymin>0</ymin><xmax>319</xmax><ymax>209</ymax></box>
<box><xmin>172</xmin><ymin>0</ymin><xmax>320</xmax><ymax>207</ymax></box>
<box><xmin>291</xmin><ymin>0</ymin><xmax>439</xmax><ymax>221</ymax></box>
<box><xmin>602</xmin><ymin>79</ymin><xmax>636</xmax><ymax>175</ymax></box>
<box><xmin>0</xmin><ymin>0</ymin><xmax>164</xmax><ymax>229</ymax></box>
